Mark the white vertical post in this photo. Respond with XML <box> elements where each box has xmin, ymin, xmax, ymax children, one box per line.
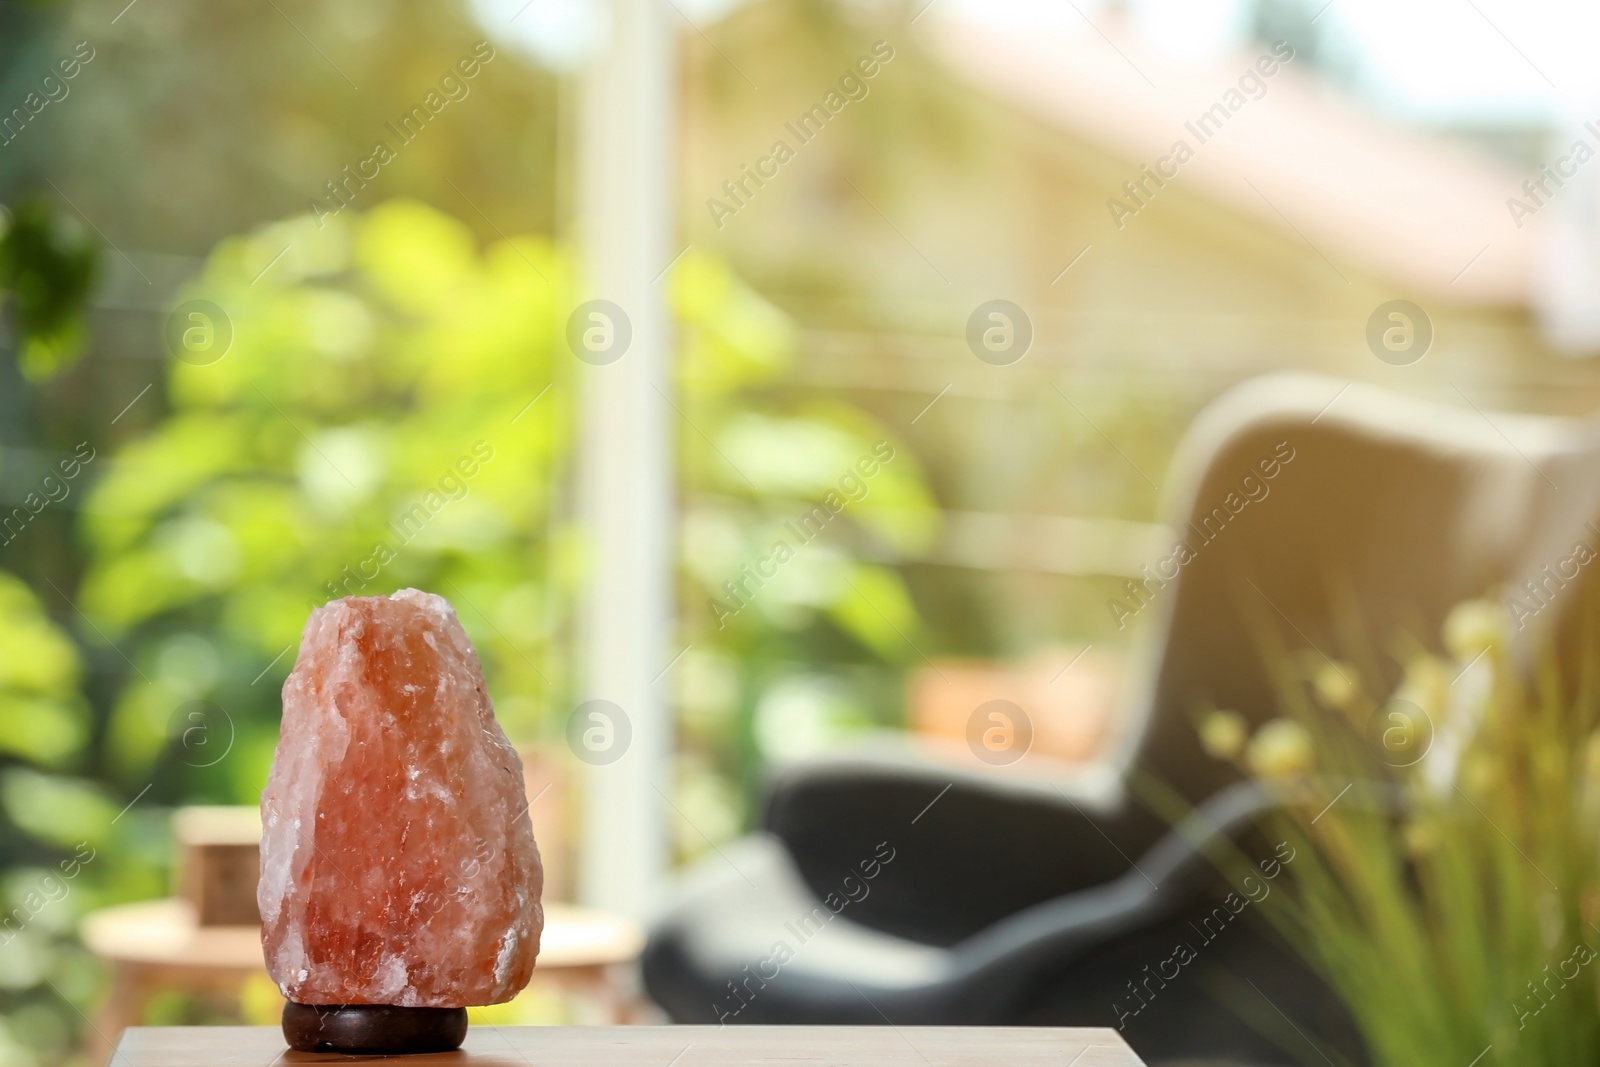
<box><xmin>575</xmin><ymin>0</ymin><xmax>675</xmax><ymax>921</ymax></box>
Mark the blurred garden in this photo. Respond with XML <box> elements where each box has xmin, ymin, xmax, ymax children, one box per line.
<box><xmin>15</xmin><ymin>0</ymin><xmax>1600</xmax><ymax>1063</ymax></box>
<box><xmin>0</xmin><ymin>192</ymin><xmax>966</xmax><ymax>1059</ymax></box>
<box><xmin>0</xmin><ymin>3</ymin><xmax>1149</xmax><ymax>1058</ymax></box>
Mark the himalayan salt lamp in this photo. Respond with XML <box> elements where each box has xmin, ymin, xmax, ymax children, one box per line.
<box><xmin>259</xmin><ymin>589</ymin><xmax>543</xmax><ymax>1053</ymax></box>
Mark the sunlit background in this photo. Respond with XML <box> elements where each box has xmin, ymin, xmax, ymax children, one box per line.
<box><xmin>3</xmin><ymin>0</ymin><xmax>1600</xmax><ymax>1063</ymax></box>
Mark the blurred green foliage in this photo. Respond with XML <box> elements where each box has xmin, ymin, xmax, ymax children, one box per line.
<box><xmin>68</xmin><ymin>194</ymin><xmax>934</xmax><ymax>870</ymax></box>
<box><xmin>78</xmin><ymin>200</ymin><xmax>568</xmax><ymax>801</ymax></box>
<box><xmin>70</xmin><ymin>196</ymin><xmax>936</xmax><ymax>808</ymax></box>
<box><xmin>0</xmin><ymin>0</ymin><xmax>558</xmax><ymax>255</ymax></box>
<box><xmin>0</xmin><ymin>203</ymin><xmax>97</xmax><ymax>382</ymax></box>
<box><xmin>0</xmin><ymin>573</ymin><xmax>85</xmax><ymax>768</ymax></box>
<box><xmin>0</xmin><ymin>576</ymin><xmax>155</xmax><ymax>1067</ymax></box>
<box><xmin>0</xmin><ymin>196</ymin><xmax>939</xmax><ymax>1064</ymax></box>
<box><xmin>670</xmin><ymin>234</ymin><xmax>939</xmax><ymax>831</ymax></box>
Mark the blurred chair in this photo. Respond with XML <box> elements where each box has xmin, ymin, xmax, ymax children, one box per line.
<box><xmin>643</xmin><ymin>373</ymin><xmax>1600</xmax><ymax>1066</ymax></box>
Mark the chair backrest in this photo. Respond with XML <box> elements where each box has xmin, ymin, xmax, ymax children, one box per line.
<box><xmin>1108</xmin><ymin>373</ymin><xmax>1600</xmax><ymax>806</ymax></box>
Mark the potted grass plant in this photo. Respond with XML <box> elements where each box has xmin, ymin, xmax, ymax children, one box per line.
<box><xmin>1195</xmin><ymin>600</ymin><xmax>1600</xmax><ymax>1067</ymax></box>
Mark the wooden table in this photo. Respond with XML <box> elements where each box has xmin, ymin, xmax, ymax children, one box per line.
<box><xmin>109</xmin><ymin>1025</ymin><xmax>1146</xmax><ymax>1066</ymax></box>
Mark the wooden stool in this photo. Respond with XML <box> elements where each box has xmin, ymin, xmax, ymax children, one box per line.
<box><xmin>82</xmin><ymin>791</ymin><xmax>642</xmax><ymax>1063</ymax></box>
<box><xmin>80</xmin><ymin>898</ymin><xmax>264</xmax><ymax>1066</ymax></box>
<box><xmin>83</xmin><ymin>899</ymin><xmax>645</xmax><ymax>1056</ymax></box>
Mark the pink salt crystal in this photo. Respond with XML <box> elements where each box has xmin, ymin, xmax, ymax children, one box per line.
<box><xmin>259</xmin><ymin>589</ymin><xmax>543</xmax><ymax>1007</ymax></box>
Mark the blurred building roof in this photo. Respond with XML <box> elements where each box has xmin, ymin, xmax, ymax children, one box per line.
<box><xmin>926</xmin><ymin>9</ymin><xmax>1539</xmax><ymax>307</ymax></box>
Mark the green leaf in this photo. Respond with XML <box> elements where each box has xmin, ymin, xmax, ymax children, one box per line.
<box><xmin>0</xmin><ymin>769</ymin><xmax>116</xmax><ymax>848</ymax></box>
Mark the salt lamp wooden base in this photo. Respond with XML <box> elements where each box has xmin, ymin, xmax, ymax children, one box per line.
<box><xmin>281</xmin><ymin>1002</ymin><xmax>468</xmax><ymax>1054</ymax></box>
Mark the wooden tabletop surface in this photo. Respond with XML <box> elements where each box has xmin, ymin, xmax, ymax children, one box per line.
<box><xmin>111</xmin><ymin>1025</ymin><xmax>1146</xmax><ymax>1066</ymax></box>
